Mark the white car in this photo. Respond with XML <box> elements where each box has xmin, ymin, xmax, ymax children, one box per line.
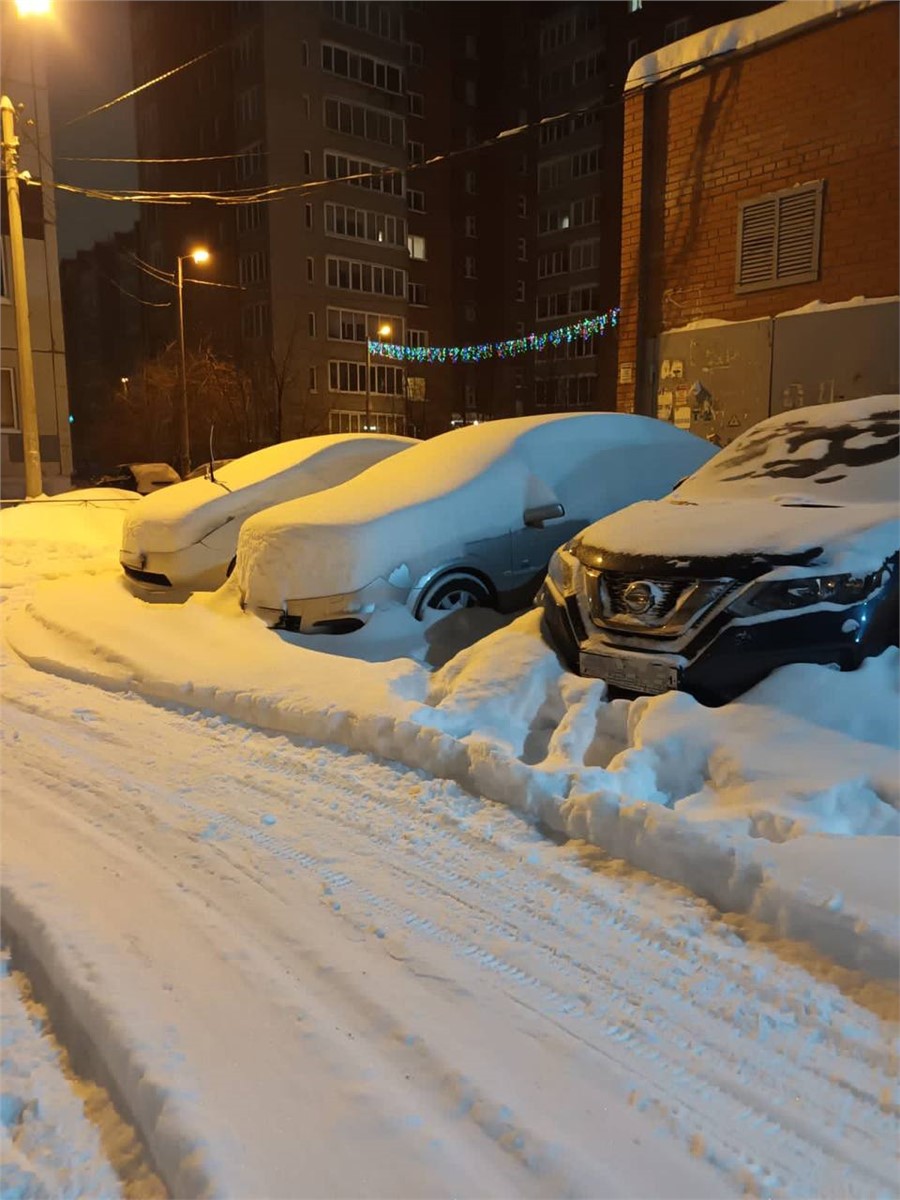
<box><xmin>236</xmin><ymin>413</ymin><xmax>716</xmax><ymax>634</ymax></box>
<box><xmin>119</xmin><ymin>433</ymin><xmax>416</xmax><ymax>592</ymax></box>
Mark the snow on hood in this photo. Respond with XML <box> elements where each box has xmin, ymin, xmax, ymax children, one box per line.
<box><xmin>122</xmin><ymin>434</ymin><xmax>415</xmax><ymax>554</ymax></box>
<box><xmin>578</xmin><ymin>396</ymin><xmax>900</xmax><ymax>574</ymax></box>
<box><xmin>236</xmin><ymin>413</ymin><xmax>714</xmax><ymax>605</ymax></box>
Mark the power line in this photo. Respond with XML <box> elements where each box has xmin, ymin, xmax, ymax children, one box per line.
<box><xmin>59</xmin><ymin>151</ymin><xmax>269</xmax><ymax>165</ymax></box>
<box><xmin>94</xmin><ymin>268</ymin><xmax>172</xmax><ymax>308</ymax></box>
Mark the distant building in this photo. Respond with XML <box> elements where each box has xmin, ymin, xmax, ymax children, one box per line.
<box><xmin>0</xmin><ymin>7</ymin><xmax>72</xmax><ymax>497</ymax></box>
<box><xmin>616</xmin><ymin>0</ymin><xmax>899</xmax><ymax>443</ymax></box>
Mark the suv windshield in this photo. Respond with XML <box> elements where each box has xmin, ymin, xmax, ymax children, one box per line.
<box><xmin>678</xmin><ymin>400</ymin><xmax>899</xmax><ymax>505</ymax></box>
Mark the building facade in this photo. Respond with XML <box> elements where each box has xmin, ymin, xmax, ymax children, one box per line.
<box><xmin>616</xmin><ymin>0</ymin><xmax>899</xmax><ymax>443</ymax></box>
<box><xmin>1</xmin><ymin>4</ymin><xmax>72</xmax><ymax>498</ymax></box>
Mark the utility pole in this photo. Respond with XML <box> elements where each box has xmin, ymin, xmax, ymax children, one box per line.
<box><xmin>176</xmin><ymin>254</ymin><xmax>190</xmax><ymax>477</ymax></box>
<box><xmin>1</xmin><ymin>95</ymin><xmax>42</xmax><ymax>497</ymax></box>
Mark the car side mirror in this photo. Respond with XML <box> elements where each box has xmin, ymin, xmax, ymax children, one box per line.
<box><xmin>524</xmin><ymin>502</ymin><xmax>565</xmax><ymax>528</ymax></box>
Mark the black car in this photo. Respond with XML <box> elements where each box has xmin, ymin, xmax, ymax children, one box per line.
<box><xmin>540</xmin><ymin>394</ymin><xmax>899</xmax><ymax>705</ymax></box>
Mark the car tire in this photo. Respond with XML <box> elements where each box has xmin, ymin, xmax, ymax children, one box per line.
<box><xmin>414</xmin><ymin>572</ymin><xmax>493</xmax><ymax>619</ymax></box>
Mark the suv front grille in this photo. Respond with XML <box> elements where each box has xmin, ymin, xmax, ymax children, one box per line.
<box><xmin>590</xmin><ymin>571</ymin><xmax>736</xmax><ymax>637</ymax></box>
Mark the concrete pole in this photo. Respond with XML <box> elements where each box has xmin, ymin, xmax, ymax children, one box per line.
<box><xmin>176</xmin><ymin>254</ymin><xmax>190</xmax><ymax>476</ymax></box>
<box><xmin>1</xmin><ymin>95</ymin><xmax>42</xmax><ymax>497</ymax></box>
<box><xmin>365</xmin><ymin>337</ymin><xmax>372</xmax><ymax>432</ymax></box>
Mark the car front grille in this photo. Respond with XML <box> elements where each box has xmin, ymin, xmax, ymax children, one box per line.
<box><xmin>590</xmin><ymin>571</ymin><xmax>736</xmax><ymax>637</ymax></box>
<box><xmin>122</xmin><ymin>565</ymin><xmax>172</xmax><ymax>587</ymax></box>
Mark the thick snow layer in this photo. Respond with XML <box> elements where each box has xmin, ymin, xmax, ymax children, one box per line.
<box><xmin>626</xmin><ymin>0</ymin><xmax>875</xmax><ymax>91</ymax></box>
<box><xmin>121</xmin><ymin>433</ymin><xmax>415</xmax><ymax>555</ymax></box>
<box><xmin>579</xmin><ymin>395</ymin><xmax>900</xmax><ymax>575</ymax></box>
<box><xmin>3</xmin><ymin>489</ymin><xmax>899</xmax><ymax>1198</ymax></box>
<box><xmin>667</xmin><ymin>294</ymin><xmax>899</xmax><ymax>334</ymax></box>
<box><xmin>237</xmin><ymin>413</ymin><xmax>714</xmax><ymax>607</ymax></box>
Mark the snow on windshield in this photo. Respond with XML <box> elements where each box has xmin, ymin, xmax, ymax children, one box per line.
<box><xmin>680</xmin><ymin>394</ymin><xmax>900</xmax><ymax>503</ymax></box>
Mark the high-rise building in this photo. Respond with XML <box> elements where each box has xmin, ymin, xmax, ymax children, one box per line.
<box><xmin>128</xmin><ymin>1</ymin><xmax>773</xmax><ymax>458</ymax></box>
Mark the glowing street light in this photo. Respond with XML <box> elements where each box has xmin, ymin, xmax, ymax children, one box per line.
<box><xmin>365</xmin><ymin>321</ymin><xmax>392</xmax><ymax>433</ymax></box>
<box><xmin>15</xmin><ymin>0</ymin><xmax>52</xmax><ymax>15</ymax></box>
<box><xmin>176</xmin><ymin>247</ymin><xmax>211</xmax><ymax>476</ymax></box>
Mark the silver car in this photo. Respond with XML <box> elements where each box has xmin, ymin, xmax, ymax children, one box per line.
<box><xmin>236</xmin><ymin>413</ymin><xmax>716</xmax><ymax>633</ymax></box>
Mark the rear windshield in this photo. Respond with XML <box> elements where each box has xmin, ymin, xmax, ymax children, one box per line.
<box><xmin>679</xmin><ymin>402</ymin><xmax>899</xmax><ymax>504</ymax></box>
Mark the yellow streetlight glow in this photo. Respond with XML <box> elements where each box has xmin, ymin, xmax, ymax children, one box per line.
<box><xmin>377</xmin><ymin>323</ymin><xmax>392</xmax><ymax>338</ymax></box>
<box><xmin>16</xmin><ymin>0</ymin><xmax>51</xmax><ymax>14</ymax></box>
<box><xmin>190</xmin><ymin>248</ymin><xmax>211</xmax><ymax>265</ymax></box>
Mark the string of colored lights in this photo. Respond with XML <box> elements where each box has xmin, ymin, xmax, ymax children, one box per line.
<box><xmin>369</xmin><ymin>311</ymin><xmax>619</xmax><ymax>364</ymax></box>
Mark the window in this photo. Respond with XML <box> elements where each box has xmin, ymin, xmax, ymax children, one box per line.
<box><xmin>235</xmin><ymin>86</ymin><xmax>260</xmax><ymax>125</ymax></box>
<box><xmin>464</xmin><ymin>79</ymin><xmax>477</xmax><ymax>106</ymax></box>
<box><xmin>307</xmin><ymin>257</ymin><xmax>315</xmax><ymax>282</ymax></box>
<box><xmin>517</xmin><ymin>194</ymin><xmax>527</xmax><ymax>218</ymax></box>
<box><xmin>407</xmin><ymin>234</ymin><xmax>427</xmax><ymax>260</ymax></box>
<box><xmin>238</xmin><ymin>251</ymin><xmax>267</xmax><ymax>285</ymax></box>
<box><xmin>571</xmin><ymin>195</ymin><xmax>602</xmax><ymax>227</ymax></box>
<box><xmin>408</xmin><ymin>91</ymin><xmax>423</xmax><ymax>116</ymax></box>
<box><xmin>323</xmin><ymin>1</ymin><xmax>404</xmax><ymax>41</ymax></box>
<box><xmin>328</xmin><ymin>360</ymin><xmax>405</xmax><ymax>395</ymax></box>
<box><xmin>324</xmin><ymin>96</ymin><xmax>405</xmax><ymax>147</ymax></box>
<box><xmin>464</xmin><ymin>303</ymin><xmax>476</xmax><ymax>322</ymax></box>
<box><xmin>242</xmin><ymin>303</ymin><xmax>268</xmax><ymax>339</ymax></box>
<box><xmin>538</xmin><ymin>108</ymin><xmax>604</xmax><ymax>146</ymax></box>
<box><xmin>464</xmin><ymin>255</ymin><xmax>476</xmax><ymax>279</ymax></box>
<box><xmin>309</xmin><ymin>366</ymin><xmax>317</xmax><ymax>392</ymax></box>
<box><xmin>538</xmin><ymin>160</ymin><xmax>564</xmax><ymax>192</ymax></box>
<box><xmin>629</xmin><ymin>0</ymin><xmax>642</xmax><ymax>11</ymax></box>
<box><xmin>408</xmin><ymin>188</ymin><xmax>425</xmax><ymax>212</ymax></box>
<box><xmin>326</xmin><ymin>256</ymin><xmax>407</xmax><ymax>297</ymax></box>
<box><xmin>538</xmin><ymin>205</ymin><xmax>570</xmax><ymax>235</ymax></box>
<box><xmin>736</xmin><ymin>181</ymin><xmax>824</xmax><ymax>292</ymax></box>
<box><xmin>408</xmin><ymin>140</ymin><xmax>424</xmax><ymax>165</ymax></box>
<box><xmin>572</xmin><ymin>52</ymin><xmax>604</xmax><ymax>87</ymax></box>
<box><xmin>570</xmin><ymin>239</ymin><xmax>599</xmax><ymax>272</ymax></box>
<box><xmin>464</xmin><ymin>215</ymin><xmax>477</xmax><ymax>238</ymax></box>
<box><xmin>303</xmin><ymin>151</ymin><xmax>312</xmax><ymax>175</ymax></box>
<box><xmin>664</xmin><ymin>17</ymin><xmax>690</xmax><ymax>44</ymax></box>
<box><xmin>324</xmin><ymin>151</ymin><xmax>404</xmax><ymax>196</ymax></box>
<box><xmin>330</xmin><ymin>409</ymin><xmax>409</xmax><ymax>434</ymax></box>
<box><xmin>464</xmin><ymin>126</ymin><xmax>477</xmax><ymax>148</ymax></box>
<box><xmin>408</xmin><ymin>281</ymin><xmax>427</xmax><ymax>305</ymax></box>
<box><xmin>571</xmin><ymin>147</ymin><xmax>601</xmax><ymax>179</ymax></box>
<box><xmin>321</xmin><ymin>42</ymin><xmax>404</xmax><ymax>94</ymax></box>
<box><xmin>236</xmin><ymin>142</ymin><xmax>263</xmax><ymax>181</ymax></box>
<box><xmin>308</xmin><ymin>311</ymin><xmax>316</xmax><ymax>337</ymax></box>
<box><xmin>406</xmin><ymin>328</ymin><xmax>428</xmax><ymax>348</ymax></box>
<box><xmin>407</xmin><ymin>41</ymin><xmax>423</xmax><ymax>66</ymax></box>
<box><xmin>537</xmin><ymin>248</ymin><xmax>567</xmax><ymax>278</ymax></box>
<box><xmin>305</xmin><ymin>203</ymin><xmax>313</xmax><ymax>229</ymax></box>
<box><xmin>301</xmin><ymin>40</ymin><xmax>309</xmax><ymax>66</ymax></box>
<box><xmin>326</xmin><ymin>309</ymin><xmax>404</xmax><ymax>342</ymax></box>
<box><xmin>302</xmin><ymin>94</ymin><xmax>311</xmax><ymax>118</ymax></box>
<box><xmin>627</xmin><ymin>37</ymin><xmax>640</xmax><ymax>66</ymax></box>
<box><xmin>464</xmin><ymin>170</ymin><xmax>477</xmax><ymax>194</ymax></box>
<box><xmin>325</xmin><ymin>202</ymin><xmax>406</xmax><ymax>247</ymax></box>
<box><xmin>1</xmin><ymin>367</ymin><xmax>18</xmax><ymax>430</ymax></box>
<box><xmin>515</xmin><ymin>281</ymin><xmax>525</xmax><ymax>303</ymax></box>
<box><xmin>464</xmin><ymin>383</ymin><xmax>477</xmax><ymax>410</ymax></box>
<box><xmin>569</xmin><ymin>284</ymin><xmax>600</xmax><ymax>313</ymax></box>
<box><xmin>536</xmin><ymin>292</ymin><xmax>568</xmax><ymax>319</ymax></box>
<box><xmin>464</xmin><ymin>33</ymin><xmax>477</xmax><ymax>59</ymax></box>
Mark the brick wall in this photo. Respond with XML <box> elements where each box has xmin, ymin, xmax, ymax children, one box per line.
<box><xmin>616</xmin><ymin>3</ymin><xmax>899</xmax><ymax>413</ymax></box>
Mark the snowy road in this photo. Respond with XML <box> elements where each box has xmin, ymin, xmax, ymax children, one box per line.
<box><xmin>3</xmin><ymin>643</ymin><xmax>897</xmax><ymax>1198</ymax></box>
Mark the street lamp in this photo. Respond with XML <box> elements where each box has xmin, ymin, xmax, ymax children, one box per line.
<box><xmin>365</xmin><ymin>322</ymin><xmax>392</xmax><ymax>433</ymax></box>
<box><xmin>176</xmin><ymin>247</ymin><xmax>211</xmax><ymax>476</ymax></box>
<box><xmin>1</xmin><ymin>0</ymin><xmax>51</xmax><ymax>497</ymax></box>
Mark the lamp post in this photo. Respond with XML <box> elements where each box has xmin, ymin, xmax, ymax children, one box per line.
<box><xmin>175</xmin><ymin>247</ymin><xmax>210</xmax><ymax>476</ymax></box>
<box><xmin>1</xmin><ymin>0</ymin><xmax>52</xmax><ymax>497</ymax></box>
<box><xmin>365</xmin><ymin>322</ymin><xmax>392</xmax><ymax>433</ymax></box>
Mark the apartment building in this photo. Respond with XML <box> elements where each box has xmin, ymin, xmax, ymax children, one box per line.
<box><xmin>1</xmin><ymin>3</ymin><xmax>72</xmax><ymax>497</ymax></box>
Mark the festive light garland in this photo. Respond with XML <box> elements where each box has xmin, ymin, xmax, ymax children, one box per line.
<box><xmin>368</xmin><ymin>309</ymin><xmax>619</xmax><ymax>364</ymax></box>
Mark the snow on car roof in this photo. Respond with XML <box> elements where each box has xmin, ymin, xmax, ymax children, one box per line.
<box><xmin>123</xmin><ymin>434</ymin><xmax>416</xmax><ymax>554</ymax></box>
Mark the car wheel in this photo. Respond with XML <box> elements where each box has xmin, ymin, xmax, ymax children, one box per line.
<box><xmin>415</xmin><ymin>572</ymin><xmax>493</xmax><ymax>619</ymax></box>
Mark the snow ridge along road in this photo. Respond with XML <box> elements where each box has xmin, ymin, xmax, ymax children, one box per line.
<box><xmin>3</xmin><ymin>654</ymin><xmax>898</xmax><ymax>1199</ymax></box>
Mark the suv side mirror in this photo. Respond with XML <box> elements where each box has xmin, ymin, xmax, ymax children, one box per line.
<box><xmin>524</xmin><ymin>502</ymin><xmax>565</xmax><ymax>528</ymax></box>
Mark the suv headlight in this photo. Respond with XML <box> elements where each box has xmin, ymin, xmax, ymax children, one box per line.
<box><xmin>547</xmin><ymin>539</ymin><xmax>583</xmax><ymax>594</ymax></box>
<box><xmin>729</xmin><ymin>570</ymin><xmax>883</xmax><ymax>616</ymax></box>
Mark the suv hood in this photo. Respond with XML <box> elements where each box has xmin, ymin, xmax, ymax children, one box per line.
<box><xmin>575</xmin><ymin>495</ymin><xmax>899</xmax><ymax>578</ymax></box>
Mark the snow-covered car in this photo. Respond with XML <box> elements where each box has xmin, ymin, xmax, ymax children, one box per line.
<box><xmin>119</xmin><ymin>434</ymin><xmax>416</xmax><ymax>592</ymax></box>
<box><xmin>540</xmin><ymin>394</ymin><xmax>900</xmax><ymax>704</ymax></box>
<box><xmin>235</xmin><ymin>413</ymin><xmax>716</xmax><ymax>633</ymax></box>
<box><xmin>95</xmin><ymin>463</ymin><xmax>181</xmax><ymax>494</ymax></box>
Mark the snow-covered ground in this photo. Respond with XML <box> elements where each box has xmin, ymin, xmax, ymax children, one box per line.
<box><xmin>2</xmin><ymin>493</ymin><xmax>898</xmax><ymax>1198</ymax></box>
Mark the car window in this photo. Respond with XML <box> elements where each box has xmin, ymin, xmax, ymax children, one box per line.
<box><xmin>679</xmin><ymin>400</ymin><xmax>899</xmax><ymax>504</ymax></box>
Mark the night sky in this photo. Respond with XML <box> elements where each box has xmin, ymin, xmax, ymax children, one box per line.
<box><xmin>47</xmin><ymin>0</ymin><xmax>138</xmax><ymax>259</ymax></box>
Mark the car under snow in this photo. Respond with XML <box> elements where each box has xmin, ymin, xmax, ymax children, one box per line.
<box><xmin>235</xmin><ymin>412</ymin><xmax>716</xmax><ymax>633</ymax></box>
<box><xmin>119</xmin><ymin>434</ymin><xmax>416</xmax><ymax>592</ymax></box>
<box><xmin>540</xmin><ymin>394</ymin><xmax>900</xmax><ymax>704</ymax></box>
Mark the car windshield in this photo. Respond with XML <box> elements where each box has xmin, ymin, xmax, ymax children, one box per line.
<box><xmin>678</xmin><ymin>398</ymin><xmax>899</xmax><ymax>505</ymax></box>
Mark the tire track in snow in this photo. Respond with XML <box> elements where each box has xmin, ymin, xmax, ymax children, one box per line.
<box><xmin>4</xmin><ymin>684</ymin><xmax>897</xmax><ymax>1198</ymax></box>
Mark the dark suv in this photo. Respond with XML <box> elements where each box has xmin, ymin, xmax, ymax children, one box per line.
<box><xmin>540</xmin><ymin>394</ymin><xmax>899</xmax><ymax>705</ymax></box>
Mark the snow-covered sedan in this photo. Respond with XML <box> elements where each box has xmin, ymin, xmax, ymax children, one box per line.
<box><xmin>119</xmin><ymin>434</ymin><xmax>416</xmax><ymax>592</ymax></box>
<box><xmin>235</xmin><ymin>413</ymin><xmax>716</xmax><ymax>633</ymax></box>
<box><xmin>540</xmin><ymin>394</ymin><xmax>900</xmax><ymax>704</ymax></box>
